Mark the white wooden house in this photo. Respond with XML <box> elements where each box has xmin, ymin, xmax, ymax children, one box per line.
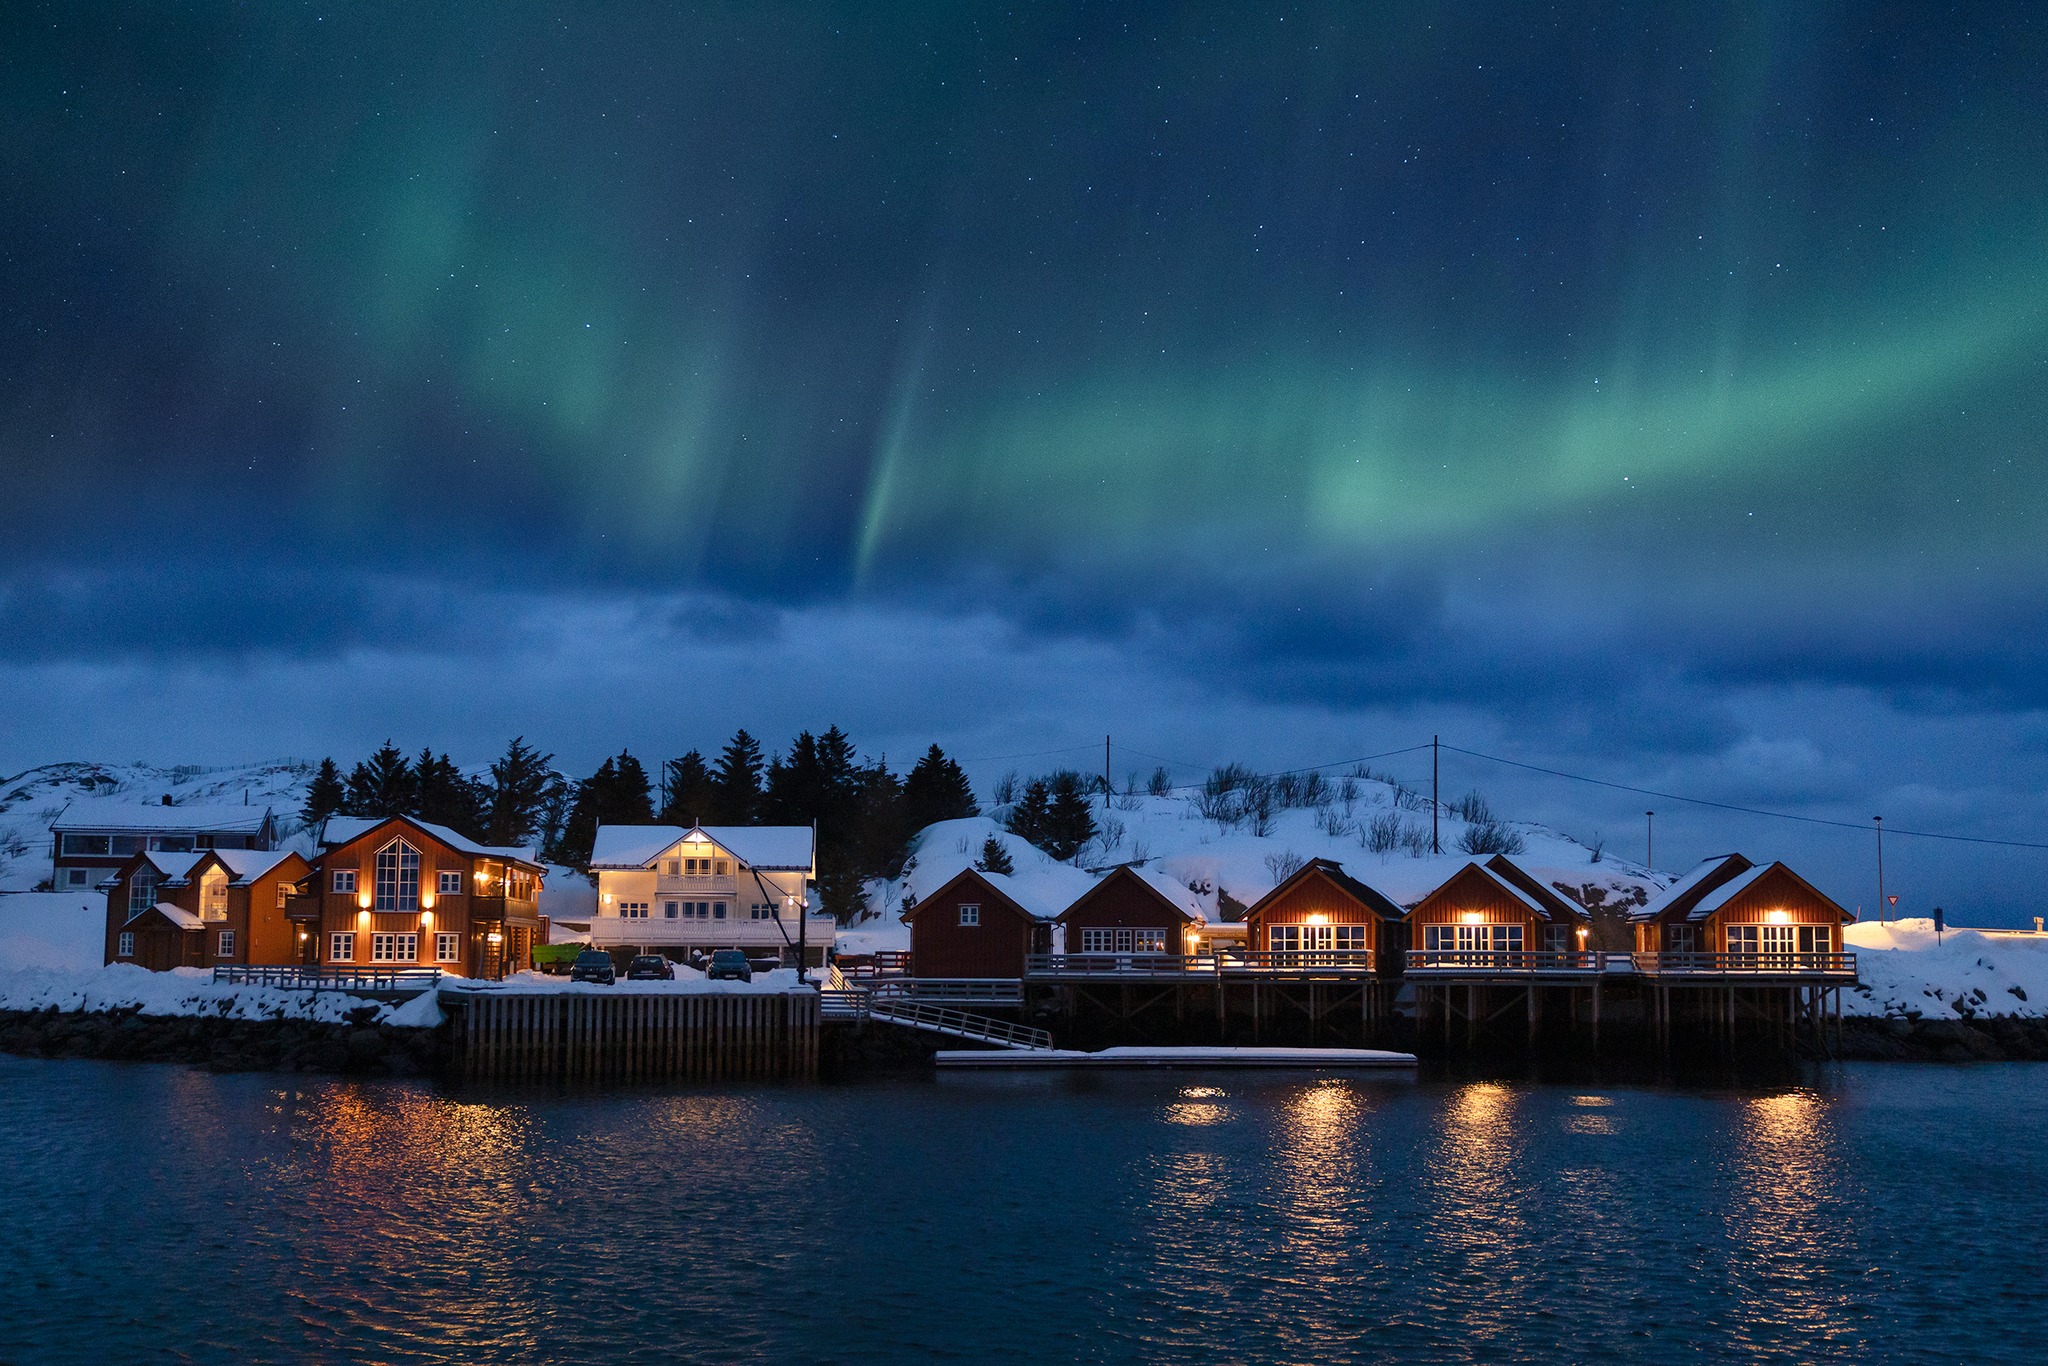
<box><xmin>584</xmin><ymin>824</ymin><xmax>830</xmax><ymax>968</ymax></box>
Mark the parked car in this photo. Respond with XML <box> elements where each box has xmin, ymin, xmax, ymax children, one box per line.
<box><xmin>569</xmin><ymin>950</ymin><xmax>617</xmax><ymax>985</ymax></box>
<box><xmin>626</xmin><ymin>954</ymin><xmax>676</xmax><ymax>981</ymax></box>
<box><xmin>706</xmin><ymin>949</ymin><xmax>752</xmax><ymax>982</ymax></box>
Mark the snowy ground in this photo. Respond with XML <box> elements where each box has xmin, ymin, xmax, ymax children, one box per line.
<box><xmin>1845</xmin><ymin>919</ymin><xmax>2048</xmax><ymax>1019</ymax></box>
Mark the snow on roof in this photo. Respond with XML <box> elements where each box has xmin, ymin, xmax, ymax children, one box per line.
<box><xmin>588</xmin><ymin>824</ymin><xmax>816</xmax><ymax>871</ymax></box>
<box><xmin>139</xmin><ymin>851</ymin><xmax>206</xmax><ymax>881</ymax></box>
<box><xmin>52</xmin><ymin>798</ymin><xmax>273</xmax><ymax>834</ymax></box>
<box><xmin>1631</xmin><ymin>855</ymin><xmax>1748</xmax><ymax>923</ymax></box>
<box><xmin>210</xmin><ymin>848</ymin><xmax>301</xmax><ymax>883</ymax></box>
<box><xmin>129</xmin><ymin>903</ymin><xmax>205</xmax><ymax>931</ymax></box>
<box><xmin>1688</xmin><ymin>863</ymin><xmax>1777</xmax><ymax>921</ymax></box>
<box><xmin>1131</xmin><ymin>866</ymin><xmax>1216</xmax><ymax>923</ymax></box>
<box><xmin>320</xmin><ymin>816</ymin><xmax>540</xmax><ymax>867</ymax></box>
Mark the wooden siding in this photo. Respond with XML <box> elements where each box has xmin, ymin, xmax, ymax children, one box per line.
<box><xmin>1408</xmin><ymin>865</ymin><xmax>1542</xmax><ymax>936</ymax></box>
<box><xmin>1060</xmin><ymin>869</ymin><xmax>1195</xmax><ymax>948</ymax></box>
<box><xmin>1703</xmin><ymin>865</ymin><xmax>1852</xmax><ymax>943</ymax></box>
<box><xmin>906</xmin><ymin>874</ymin><xmax>1050</xmax><ymax>978</ymax></box>
<box><xmin>102</xmin><ymin>851</ymin><xmax>314</xmax><ymax>970</ymax></box>
<box><xmin>309</xmin><ymin>819</ymin><xmax>543</xmax><ymax>978</ymax></box>
<box><xmin>451</xmin><ymin>991</ymin><xmax>818</xmax><ymax>1083</ymax></box>
<box><xmin>1246</xmin><ymin>870</ymin><xmax>1383</xmax><ymax>954</ymax></box>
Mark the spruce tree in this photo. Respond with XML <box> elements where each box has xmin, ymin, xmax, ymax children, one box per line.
<box><xmin>662</xmin><ymin>751</ymin><xmax>717</xmax><ymax>826</ymax></box>
<box><xmin>711</xmin><ymin>729</ymin><xmax>765</xmax><ymax>824</ymax></box>
<box><xmin>414</xmin><ymin>749</ymin><xmax>485</xmax><ymax>837</ymax></box>
<box><xmin>611</xmin><ymin>751</ymin><xmax>656</xmax><ymax>822</ymax></box>
<box><xmin>976</xmin><ymin>835</ymin><xmax>1015</xmax><ymax>876</ymax></box>
<box><xmin>300</xmin><ymin>759</ymin><xmax>346</xmax><ymax>830</ymax></box>
<box><xmin>1044</xmin><ymin>771</ymin><xmax>1098</xmax><ymax>862</ymax></box>
<box><xmin>903</xmin><ymin>744</ymin><xmax>978</xmax><ymax>831</ymax></box>
<box><xmin>1007</xmin><ymin>778</ymin><xmax>1053</xmax><ymax>848</ymax></box>
<box><xmin>344</xmin><ymin>742</ymin><xmax>416</xmax><ymax>818</ymax></box>
<box><xmin>482</xmin><ymin>737</ymin><xmax>555</xmax><ymax>847</ymax></box>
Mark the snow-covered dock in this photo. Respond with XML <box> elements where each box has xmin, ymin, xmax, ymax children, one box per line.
<box><xmin>934</xmin><ymin>1045</ymin><xmax>1417</xmax><ymax>1069</ymax></box>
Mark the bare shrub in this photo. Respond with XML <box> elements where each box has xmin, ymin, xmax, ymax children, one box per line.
<box><xmin>1148</xmin><ymin>766</ymin><xmax>1172</xmax><ymax>796</ymax></box>
<box><xmin>1588</xmin><ymin>832</ymin><xmax>1605</xmax><ymax>864</ymax></box>
<box><xmin>1242</xmin><ymin>776</ymin><xmax>1276</xmax><ymax>837</ymax></box>
<box><xmin>1400</xmin><ymin>822</ymin><xmax>1434</xmax><ymax>856</ymax></box>
<box><xmin>1264</xmin><ymin>850</ymin><xmax>1306</xmax><ymax>884</ymax></box>
<box><xmin>1449</xmin><ymin>791</ymin><xmax>1492</xmax><ymax>824</ymax></box>
<box><xmin>1314</xmin><ymin>806</ymin><xmax>1352</xmax><ymax>837</ymax></box>
<box><xmin>1458</xmin><ymin>818</ymin><xmax>1526</xmax><ymax>856</ymax></box>
<box><xmin>992</xmin><ymin>771</ymin><xmax>1019</xmax><ymax>806</ymax></box>
<box><xmin>1363</xmin><ymin>810</ymin><xmax>1403</xmax><ymax>854</ymax></box>
<box><xmin>1338</xmin><ymin>777</ymin><xmax>1359</xmax><ymax>817</ymax></box>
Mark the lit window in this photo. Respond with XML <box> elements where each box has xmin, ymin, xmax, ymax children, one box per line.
<box><xmin>330</xmin><ymin>931</ymin><xmax>355</xmax><ymax>962</ymax></box>
<box><xmin>437</xmin><ymin>870</ymin><xmax>464</xmax><ymax>895</ymax></box>
<box><xmin>959</xmin><ymin>904</ymin><xmax>980</xmax><ymax>927</ymax></box>
<box><xmin>276</xmin><ymin>881</ymin><xmax>291</xmax><ymax>909</ymax></box>
<box><xmin>217</xmin><ymin>930</ymin><xmax>236</xmax><ymax>958</ymax></box>
<box><xmin>332</xmin><ymin>870</ymin><xmax>357</xmax><ymax>894</ymax></box>
<box><xmin>436</xmin><ymin>932</ymin><xmax>460</xmax><ymax>962</ymax></box>
<box><xmin>117</xmin><ymin>932</ymin><xmax>134</xmax><ymax>957</ymax></box>
<box><xmin>374</xmin><ymin>841</ymin><xmax>420</xmax><ymax>912</ymax></box>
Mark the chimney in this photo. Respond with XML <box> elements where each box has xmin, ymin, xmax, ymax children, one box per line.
<box><xmin>161</xmin><ymin>794</ymin><xmax>172</xmax><ymax>806</ymax></box>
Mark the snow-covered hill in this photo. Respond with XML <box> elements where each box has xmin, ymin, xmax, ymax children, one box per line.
<box><xmin>0</xmin><ymin>760</ymin><xmax>317</xmax><ymax>891</ymax></box>
<box><xmin>841</xmin><ymin>780</ymin><xmax>1662</xmax><ymax>955</ymax></box>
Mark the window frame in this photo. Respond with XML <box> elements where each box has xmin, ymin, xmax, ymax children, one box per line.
<box><xmin>437</xmin><ymin>870</ymin><xmax>465</xmax><ymax>896</ymax></box>
<box><xmin>436</xmin><ymin>931</ymin><xmax>461</xmax><ymax>963</ymax></box>
<box><xmin>374</xmin><ymin>840</ymin><xmax>421</xmax><ymax>913</ymax></box>
<box><xmin>958</xmin><ymin>903</ymin><xmax>981</xmax><ymax>927</ymax></box>
<box><xmin>117</xmin><ymin>931</ymin><xmax>135</xmax><ymax>958</ymax></box>
<box><xmin>217</xmin><ymin>930</ymin><xmax>236</xmax><ymax>958</ymax></box>
<box><xmin>330</xmin><ymin>931</ymin><xmax>356</xmax><ymax>962</ymax></box>
<box><xmin>332</xmin><ymin>869</ymin><xmax>357</xmax><ymax>895</ymax></box>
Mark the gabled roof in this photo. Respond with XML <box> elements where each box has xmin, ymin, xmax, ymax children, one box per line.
<box><xmin>1056</xmin><ymin>864</ymin><xmax>1207</xmax><ymax>926</ymax></box>
<box><xmin>1630</xmin><ymin>854</ymin><xmax>1754</xmax><ymax>923</ymax></box>
<box><xmin>136</xmin><ymin>850</ymin><xmax>207</xmax><ymax>882</ymax></box>
<box><xmin>1483</xmin><ymin>854</ymin><xmax>1592</xmax><ymax>922</ymax></box>
<box><xmin>123</xmin><ymin>902</ymin><xmax>205</xmax><ymax>931</ymax></box>
<box><xmin>210</xmin><ymin>848</ymin><xmax>306</xmax><ymax>884</ymax></box>
<box><xmin>319</xmin><ymin>815</ymin><xmax>541</xmax><ymax>869</ymax></box>
<box><xmin>900</xmin><ymin>867</ymin><xmax>1062</xmax><ymax>923</ymax></box>
<box><xmin>53</xmin><ymin>798</ymin><xmax>273</xmax><ymax>834</ymax></box>
<box><xmin>1412</xmin><ymin>858</ymin><xmax>1588</xmax><ymax>923</ymax></box>
<box><xmin>588</xmin><ymin>824</ymin><xmax>816</xmax><ymax>872</ymax></box>
<box><xmin>1245</xmin><ymin>857</ymin><xmax>1407</xmax><ymax>922</ymax></box>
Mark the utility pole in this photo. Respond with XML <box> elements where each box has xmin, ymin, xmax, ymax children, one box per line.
<box><xmin>1645</xmin><ymin>811</ymin><xmax>1654</xmax><ymax>870</ymax></box>
<box><xmin>1875</xmin><ymin>816</ymin><xmax>1885</xmax><ymax>924</ymax></box>
<box><xmin>1105</xmin><ymin>735</ymin><xmax>1112</xmax><ymax>804</ymax></box>
<box><xmin>795</xmin><ymin>820</ymin><xmax>816</xmax><ymax>987</ymax></box>
<box><xmin>1431</xmin><ymin>735</ymin><xmax>1440</xmax><ymax>854</ymax></box>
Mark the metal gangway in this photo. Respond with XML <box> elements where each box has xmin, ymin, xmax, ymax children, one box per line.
<box><xmin>820</xmin><ymin>968</ymin><xmax>1050</xmax><ymax>1050</ymax></box>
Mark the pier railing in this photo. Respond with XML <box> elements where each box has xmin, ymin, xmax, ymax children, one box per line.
<box><xmin>1025</xmin><ymin>951</ymin><xmax>1378</xmax><ymax>978</ymax></box>
<box><xmin>1633</xmin><ymin>951</ymin><xmax>1858</xmax><ymax>978</ymax></box>
<box><xmin>1405</xmin><ymin>950</ymin><xmax>1614</xmax><ymax>975</ymax></box>
<box><xmin>870</xmin><ymin>978</ymin><xmax>1025</xmax><ymax>1005</ymax></box>
<box><xmin>211</xmin><ymin>965</ymin><xmax>443</xmax><ymax>995</ymax></box>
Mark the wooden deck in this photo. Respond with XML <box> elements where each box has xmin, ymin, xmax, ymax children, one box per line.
<box><xmin>1025</xmin><ymin>950</ymin><xmax>1379</xmax><ymax>981</ymax></box>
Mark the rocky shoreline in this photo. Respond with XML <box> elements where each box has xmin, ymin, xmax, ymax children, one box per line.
<box><xmin>0</xmin><ymin>1006</ymin><xmax>447</xmax><ymax>1075</ymax></box>
<box><xmin>8</xmin><ymin>1006</ymin><xmax>2048</xmax><ymax>1076</ymax></box>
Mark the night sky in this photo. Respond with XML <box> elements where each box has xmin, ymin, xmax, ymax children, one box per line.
<box><xmin>4</xmin><ymin>4</ymin><xmax>2046</xmax><ymax>916</ymax></box>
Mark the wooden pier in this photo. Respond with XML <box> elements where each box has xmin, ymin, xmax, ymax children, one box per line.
<box><xmin>444</xmin><ymin>989</ymin><xmax>819</xmax><ymax>1083</ymax></box>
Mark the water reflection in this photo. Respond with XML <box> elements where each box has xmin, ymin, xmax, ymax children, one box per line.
<box><xmin>1720</xmin><ymin>1089</ymin><xmax>1864</xmax><ymax>1356</ymax></box>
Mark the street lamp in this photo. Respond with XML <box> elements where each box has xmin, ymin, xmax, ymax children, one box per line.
<box><xmin>788</xmin><ymin>894</ymin><xmax>807</xmax><ymax>987</ymax></box>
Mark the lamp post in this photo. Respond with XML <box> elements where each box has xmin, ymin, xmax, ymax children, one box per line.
<box><xmin>1645</xmin><ymin>811</ymin><xmax>1654</xmax><ymax>870</ymax></box>
<box><xmin>790</xmin><ymin>893</ymin><xmax>808</xmax><ymax>987</ymax></box>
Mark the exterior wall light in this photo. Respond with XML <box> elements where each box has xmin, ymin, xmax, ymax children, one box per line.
<box><xmin>420</xmin><ymin>891</ymin><xmax>435</xmax><ymax>911</ymax></box>
<box><xmin>358</xmin><ymin>891</ymin><xmax>373</xmax><ymax>909</ymax></box>
<box><xmin>1460</xmin><ymin>911</ymin><xmax>1484</xmax><ymax>925</ymax></box>
<box><xmin>420</xmin><ymin>909</ymin><xmax>434</xmax><ymax>926</ymax></box>
<box><xmin>1307</xmin><ymin>912</ymin><xmax>1330</xmax><ymax>925</ymax></box>
<box><xmin>1767</xmin><ymin>909</ymin><xmax>1791</xmax><ymax>924</ymax></box>
<box><xmin>486</xmin><ymin>932</ymin><xmax>503</xmax><ymax>946</ymax></box>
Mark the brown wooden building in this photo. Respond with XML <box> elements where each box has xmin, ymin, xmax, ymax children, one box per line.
<box><xmin>1056</xmin><ymin>865</ymin><xmax>1208</xmax><ymax>956</ymax></box>
<box><xmin>1407</xmin><ymin>855</ymin><xmax>1590</xmax><ymax>965</ymax></box>
<box><xmin>1242</xmin><ymin>858</ymin><xmax>1406</xmax><ymax>969</ymax></box>
<box><xmin>1632</xmin><ymin>854</ymin><xmax>1853</xmax><ymax>960</ymax></box>
<box><xmin>292</xmin><ymin>816</ymin><xmax>545</xmax><ymax>979</ymax></box>
<box><xmin>900</xmin><ymin>868</ymin><xmax>1054</xmax><ymax>979</ymax></box>
<box><xmin>103</xmin><ymin>847</ymin><xmax>314</xmax><ymax>971</ymax></box>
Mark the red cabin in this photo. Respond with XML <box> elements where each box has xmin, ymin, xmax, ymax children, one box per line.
<box><xmin>900</xmin><ymin>868</ymin><xmax>1054</xmax><ymax>979</ymax></box>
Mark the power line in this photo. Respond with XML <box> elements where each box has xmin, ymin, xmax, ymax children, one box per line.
<box><xmin>1443</xmin><ymin>743</ymin><xmax>2048</xmax><ymax>853</ymax></box>
<box><xmin>956</xmin><ymin>742</ymin><xmax>1104</xmax><ymax>765</ymax></box>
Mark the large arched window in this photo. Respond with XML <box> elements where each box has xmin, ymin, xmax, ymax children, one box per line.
<box><xmin>375</xmin><ymin>839</ymin><xmax>421</xmax><ymax>912</ymax></box>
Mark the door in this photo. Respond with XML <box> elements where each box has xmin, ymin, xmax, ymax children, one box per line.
<box><xmin>1761</xmin><ymin>924</ymin><xmax>1795</xmax><ymax>965</ymax></box>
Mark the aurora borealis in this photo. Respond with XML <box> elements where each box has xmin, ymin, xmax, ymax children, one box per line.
<box><xmin>4</xmin><ymin>3</ymin><xmax>2047</xmax><ymax>914</ymax></box>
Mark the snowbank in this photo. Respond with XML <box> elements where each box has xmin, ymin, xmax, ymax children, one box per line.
<box><xmin>0</xmin><ymin>962</ymin><xmax>400</xmax><ymax>1024</ymax></box>
<box><xmin>0</xmin><ymin>892</ymin><xmax>107</xmax><ymax>971</ymax></box>
<box><xmin>1846</xmin><ymin>918</ymin><xmax>2048</xmax><ymax>1019</ymax></box>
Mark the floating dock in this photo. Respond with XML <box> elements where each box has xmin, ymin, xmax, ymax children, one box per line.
<box><xmin>933</xmin><ymin>1045</ymin><xmax>1417</xmax><ymax>1069</ymax></box>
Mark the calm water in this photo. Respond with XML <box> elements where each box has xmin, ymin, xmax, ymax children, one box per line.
<box><xmin>2</xmin><ymin>1058</ymin><xmax>2045</xmax><ymax>1364</ymax></box>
